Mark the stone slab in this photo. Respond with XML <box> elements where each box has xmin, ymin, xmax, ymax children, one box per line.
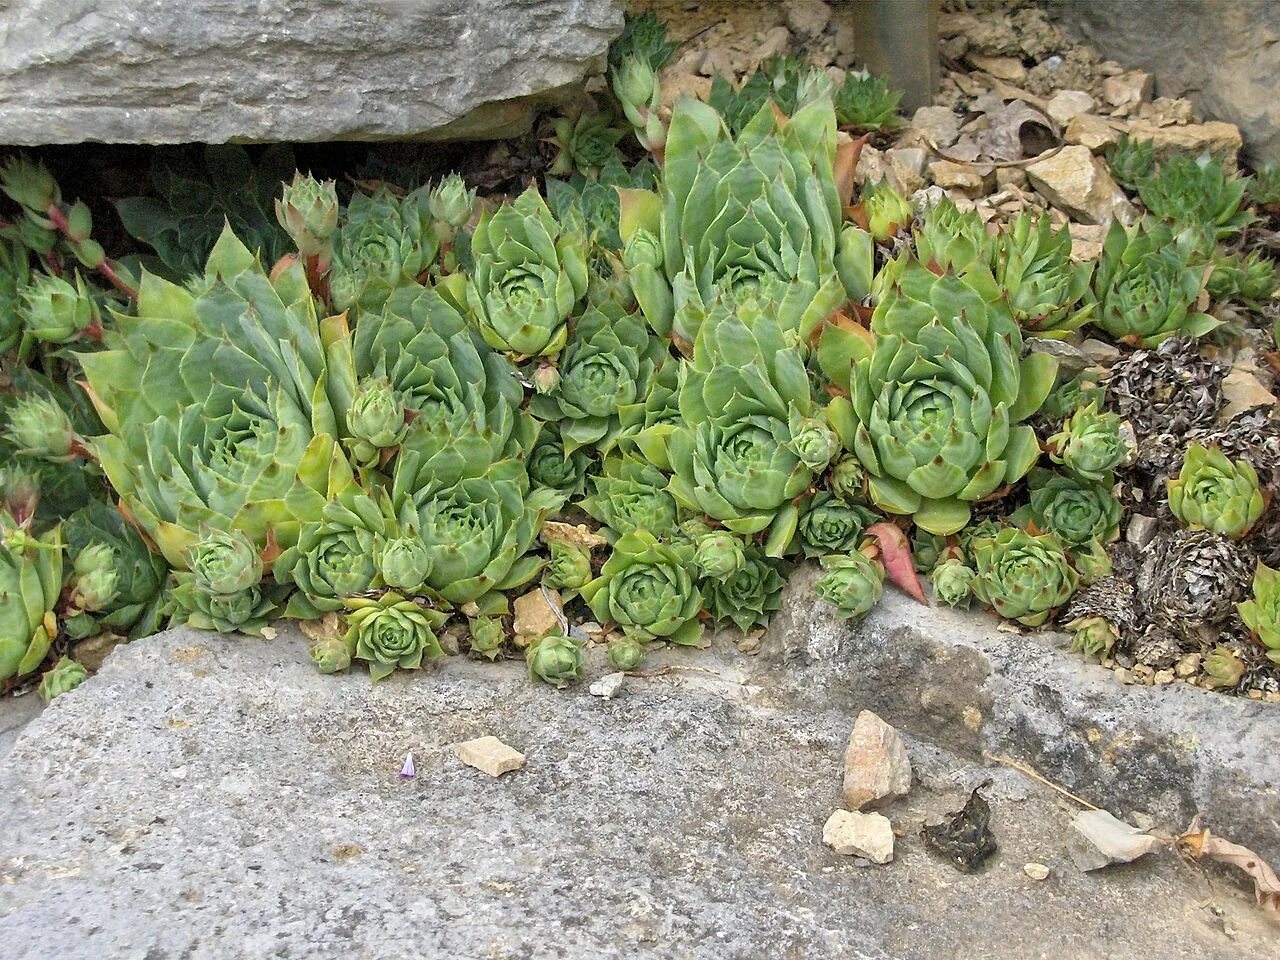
<box><xmin>0</xmin><ymin>0</ymin><xmax>624</xmax><ymax>145</ymax></box>
<box><xmin>1</xmin><ymin>621</ymin><xmax>1276</xmax><ymax>958</ymax></box>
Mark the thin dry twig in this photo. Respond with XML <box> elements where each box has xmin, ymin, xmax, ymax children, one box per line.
<box><xmin>982</xmin><ymin>751</ymin><xmax>1100</xmax><ymax>810</ymax></box>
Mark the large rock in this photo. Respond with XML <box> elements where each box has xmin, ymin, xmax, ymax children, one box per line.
<box><xmin>0</xmin><ymin>0</ymin><xmax>624</xmax><ymax>144</ymax></box>
<box><xmin>1</xmin><ymin>618</ymin><xmax>1274</xmax><ymax>957</ymax></box>
<box><xmin>1026</xmin><ymin>145</ymin><xmax>1133</xmax><ymax>225</ymax></box>
<box><xmin>1052</xmin><ymin>0</ymin><xmax>1280</xmax><ymax>165</ymax></box>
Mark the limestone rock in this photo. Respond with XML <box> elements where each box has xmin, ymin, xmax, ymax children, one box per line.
<box><xmin>513</xmin><ymin>588</ymin><xmax>563</xmax><ymax>646</ymax></box>
<box><xmin>1102</xmin><ymin>71</ymin><xmax>1154</xmax><ymax>110</ymax></box>
<box><xmin>908</xmin><ymin>106</ymin><xmax>961</xmax><ymax>148</ymax></box>
<box><xmin>968</xmin><ymin>54</ymin><xmax>1026</xmax><ymax>83</ymax></box>
<box><xmin>1046</xmin><ymin>90</ymin><xmax>1095</xmax><ymax>127</ymax></box>
<box><xmin>1023</xmin><ymin>862</ymin><xmax>1051</xmax><ymax>881</ymax></box>
<box><xmin>842</xmin><ymin>710</ymin><xmax>913</xmax><ymax>810</ymax></box>
<box><xmin>822</xmin><ymin>809</ymin><xmax>895</xmax><ymax>863</ymax></box>
<box><xmin>1063</xmin><ymin>114</ymin><xmax>1120</xmax><ymax>153</ymax></box>
<box><xmin>1067</xmin><ymin>223</ymin><xmax>1106</xmax><ymax>262</ymax></box>
<box><xmin>928</xmin><ymin>160</ymin><xmax>988</xmax><ymax>196</ymax></box>
<box><xmin>1128</xmin><ymin>120</ymin><xmax>1243</xmax><ymax>163</ymax></box>
<box><xmin>588</xmin><ymin>672</ymin><xmax>626</xmax><ymax>699</ymax></box>
<box><xmin>0</xmin><ymin>0</ymin><xmax>624</xmax><ymax>144</ymax></box>
<box><xmin>782</xmin><ymin>0</ymin><xmax>832</xmax><ymax>38</ymax></box>
<box><xmin>454</xmin><ymin>736</ymin><xmax>526</xmax><ymax>778</ymax></box>
<box><xmin>1026</xmin><ymin>146</ymin><xmax>1133</xmax><ymax>226</ymax></box>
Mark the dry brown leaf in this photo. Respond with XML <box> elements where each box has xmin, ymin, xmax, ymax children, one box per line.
<box><xmin>539</xmin><ymin>521</ymin><xmax>607</xmax><ymax>551</ymax></box>
<box><xmin>1176</xmin><ymin>815</ymin><xmax>1280</xmax><ymax>911</ymax></box>
<box><xmin>299</xmin><ymin>612</ymin><xmax>345</xmax><ymax>643</ymax></box>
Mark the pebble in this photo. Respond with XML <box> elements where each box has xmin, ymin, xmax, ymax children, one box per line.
<box><xmin>1045</xmin><ymin>90</ymin><xmax>1095</xmax><ymax>126</ymax></box>
<box><xmin>842</xmin><ymin>710</ymin><xmax>913</xmax><ymax>811</ymax></box>
<box><xmin>736</xmin><ymin>635</ymin><xmax>762</xmax><ymax>655</ymax></box>
<box><xmin>1153</xmin><ymin>670</ymin><xmax>1175</xmax><ymax>686</ymax></box>
<box><xmin>1175</xmin><ymin>654</ymin><xmax>1202</xmax><ymax>678</ymax></box>
<box><xmin>1023</xmin><ymin>862</ymin><xmax>1051</xmax><ymax>881</ymax></box>
<box><xmin>588</xmin><ymin>673</ymin><xmax>626</xmax><ymax>700</ymax></box>
<box><xmin>454</xmin><ymin>736</ymin><xmax>526</xmax><ymax>778</ymax></box>
<box><xmin>782</xmin><ymin>0</ymin><xmax>831</xmax><ymax>38</ymax></box>
<box><xmin>822</xmin><ymin>810</ymin><xmax>895</xmax><ymax>864</ymax></box>
<box><xmin>1025</xmin><ymin>145</ymin><xmax>1133</xmax><ymax>226</ymax></box>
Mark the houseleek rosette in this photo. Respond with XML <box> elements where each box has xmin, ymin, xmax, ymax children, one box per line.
<box><xmin>1167</xmin><ymin>443</ymin><xmax>1265</xmax><ymax>539</ymax></box>
<box><xmin>1136</xmin><ymin>154</ymin><xmax>1252</xmax><ymax>240</ymax></box>
<box><xmin>814</xmin><ymin>550</ymin><xmax>884</xmax><ymax>622</ymax></box>
<box><xmin>702</xmin><ymin>548</ymin><xmax>786</xmax><ymax>631</ymax></box>
<box><xmin>78</xmin><ymin>227</ymin><xmax>344</xmax><ymax>570</ymax></box>
<box><xmin>995</xmin><ymin>212</ymin><xmax>1094</xmax><ymax>338</ymax></box>
<box><xmin>526</xmin><ymin>632</ymin><xmax>586</xmax><ymax>687</ymax></box>
<box><xmin>329</xmin><ymin>186</ymin><xmax>439</xmax><ymax>314</ymax></box>
<box><xmin>1046</xmin><ymin>402</ymin><xmax>1128</xmax><ymax>483</ymax></box>
<box><xmin>345</xmin><ymin>592</ymin><xmax>447</xmax><ymax>682</ymax></box>
<box><xmin>826</xmin><ymin>263</ymin><xmax>1056</xmax><ymax>535</ymax></box>
<box><xmin>931</xmin><ymin>558</ymin><xmax>975</xmax><ymax>608</ymax></box>
<box><xmin>970</xmin><ymin>527</ymin><xmax>1079</xmax><ymax>626</ymax></box>
<box><xmin>528</xmin><ymin>301</ymin><xmax>666</xmax><ymax>453</ymax></box>
<box><xmin>4</xmin><ymin>393</ymin><xmax>83</xmax><ymax>463</ymax></box>
<box><xmin>618</xmin><ymin>95</ymin><xmax>849</xmax><ymax>346</ymax></box>
<box><xmin>543</xmin><ymin>539</ymin><xmax>593</xmax><ymax>592</ymax></box>
<box><xmin>687</xmin><ymin>525</ymin><xmax>748</xmax><ymax>578</ymax></box>
<box><xmin>1012</xmin><ymin>468</ymin><xmax>1121</xmax><ymax>548</ymax></box>
<box><xmin>581</xmin><ymin>529</ymin><xmax>702</xmax><ymax>645</ymax></box>
<box><xmin>363</xmin><ymin>286</ymin><xmax>529</xmax><ymax>494</ymax></box>
<box><xmin>797</xmin><ymin>493</ymin><xmax>877</xmax><ymax>558</ymax></box>
<box><xmin>1237</xmin><ymin>563</ymin><xmax>1280</xmax><ymax>663</ymax></box>
<box><xmin>465</xmin><ymin>185</ymin><xmax>588</xmax><ymax>358</ymax></box>
<box><xmin>0</xmin><ymin>519</ymin><xmax>61</xmax><ymax>682</ymax></box>
<box><xmin>467</xmin><ymin>616</ymin><xmax>506</xmax><ymax>660</ymax></box>
<box><xmin>38</xmin><ymin>657</ymin><xmax>88</xmax><ymax>701</ymax></box>
<box><xmin>616</xmin><ymin>357</ymin><xmax>680</xmax><ymax>471</ymax></box>
<box><xmin>275</xmin><ymin>173</ymin><xmax>338</xmax><ymax>262</ymax></box>
<box><xmin>1092</xmin><ymin>219</ymin><xmax>1219</xmax><ymax>347</ymax></box>
<box><xmin>579</xmin><ymin>456</ymin><xmax>680</xmax><ymax>541</ymax></box>
<box><xmin>527</xmin><ymin>427</ymin><xmax>591</xmax><ymax>497</ymax></box>
<box><xmin>63</xmin><ymin>502</ymin><xmax>167</xmax><ymax>640</ymax></box>
<box><xmin>914</xmin><ymin>197</ymin><xmax>995</xmax><ymax>276</ymax></box>
<box><xmin>608</xmin><ymin>635</ymin><xmax>646</xmax><ymax>671</ymax></box>
<box><xmin>404</xmin><ymin>459</ymin><xmax>563</xmax><ymax>606</ymax></box>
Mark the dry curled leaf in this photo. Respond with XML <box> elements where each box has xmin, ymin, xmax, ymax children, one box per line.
<box><xmin>299</xmin><ymin>612</ymin><xmax>344</xmax><ymax>643</ymax></box>
<box><xmin>539</xmin><ymin>521</ymin><xmax>607</xmax><ymax>551</ymax></box>
<box><xmin>922</xmin><ymin>782</ymin><xmax>998</xmax><ymax>874</ymax></box>
<box><xmin>1177</xmin><ymin>815</ymin><xmax>1280</xmax><ymax>911</ymax></box>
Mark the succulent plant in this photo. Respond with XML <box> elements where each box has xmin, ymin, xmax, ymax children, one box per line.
<box><xmin>930</xmin><ymin>558</ymin><xmax>975</xmax><ymax>608</ymax></box>
<box><xmin>402</xmin><ymin>459</ymin><xmax>563</xmax><ymax>607</ymax></box>
<box><xmin>833</xmin><ymin>73</ymin><xmax>902</xmax><ymax>131</ymax></box>
<box><xmin>1062</xmin><ymin>574</ymin><xmax>1138</xmax><ymax>657</ymax></box>
<box><xmin>547</xmin><ymin>110</ymin><xmax>626</xmax><ymax>179</ymax></box>
<box><xmin>969</xmin><ymin>527</ymin><xmax>1080</xmax><ymax>626</ymax></box>
<box><xmin>860</xmin><ymin>179</ymin><xmax>913</xmax><ymax>243</ymax></box>
<box><xmin>429</xmin><ymin>173</ymin><xmax>477</xmax><ymax>231</ymax></box>
<box><xmin>0</xmin><ymin>239</ymin><xmax>30</xmax><ymax>354</ymax></box>
<box><xmin>4</xmin><ymin>391</ymin><xmax>83</xmax><ymax>462</ymax></box>
<box><xmin>702</xmin><ymin>548</ymin><xmax>787</xmax><ymax>631</ymax></box>
<box><xmin>1137</xmin><ymin>528</ymin><xmax>1254</xmax><ymax>637</ymax></box>
<box><xmin>611</xmin><ymin>55</ymin><xmax>666</xmax><ymax>159</ymax></box>
<box><xmin>188</xmin><ymin>527</ymin><xmax>263</xmax><ymax>597</ymax></box>
<box><xmin>61</xmin><ymin>501</ymin><xmax>167</xmax><ymax>639</ymax></box>
<box><xmin>1013</xmin><ymin>469</ymin><xmax>1122</xmax><ymax>549</ymax></box>
<box><xmin>814</xmin><ymin>551</ymin><xmax>885</xmax><ymax>622</ymax></box>
<box><xmin>1137</xmin><ymin>153</ymin><xmax>1252</xmax><ymax>239</ymax></box>
<box><xmin>275</xmin><ymin>172</ymin><xmax>339</xmax><ymax>263</ymax></box>
<box><xmin>168</xmin><ymin>579</ymin><xmax>280</xmax><ymax>635</ymax></box>
<box><xmin>1091</xmin><ymin>219</ymin><xmax>1218</xmax><ymax>347</ymax></box>
<box><xmin>345</xmin><ymin>592</ymin><xmax>447</xmax><ymax>682</ymax></box>
<box><xmin>544</xmin><ymin>539</ymin><xmax>593</xmax><ymax>592</ymax></box>
<box><xmin>1104</xmin><ymin>135</ymin><xmax>1156</xmax><ymax>192</ymax></box>
<box><xmin>689</xmin><ymin>528</ymin><xmax>748</xmax><ymax>579</ymax></box>
<box><xmin>829</xmin><ymin>456</ymin><xmax>869</xmax><ymax>505</ymax></box>
<box><xmin>826</xmin><ymin>262</ymin><xmax>1056</xmax><ymax>535</ymax></box>
<box><xmin>19</xmin><ymin>272</ymin><xmax>97</xmax><ymax>344</ymax></box>
<box><xmin>580</xmin><ymin>455</ymin><xmax>679</xmax><ymax>541</ymax></box>
<box><xmin>581</xmin><ymin>529</ymin><xmax>702</xmax><ymax>645</ymax></box>
<box><xmin>0</xmin><ymin>519</ymin><xmax>61</xmax><ymax>682</ymax></box>
<box><xmin>114</xmin><ymin>144</ymin><xmax>295</xmax><ymax>279</ymax></box>
<box><xmin>347</xmin><ymin>377</ymin><xmax>407</xmax><ymax>466</ymax></box>
<box><xmin>526</xmin><ymin>631</ymin><xmax>586</xmax><ymax>687</ymax></box>
<box><xmin>78</xmin><ymin>227</ymin><xmax>342</xmax><ymax>569</ymax></box>
<box><xmin>311</xmin><ymin>635</ymin><xmax>353</xmax><ymax>674</ymax></box>
<box><xmin>1248</xmin><ymin>163</ymin><xmax>1280</xmax><ymax>211</ymax></box>
<box><xmin>465</xmin><ymin>185</ymin><xmax>588</xmax><ymax>358</ymax></box>
<box><xmin>467</xmin><ymin>615</ymin><xmax>507</xmax><ymax>660</ymax></box>
<box><xmin>797</xmin><ymin>493</ymin><xmax>877</xmax><ymax>558</ymax></box>
<box><xmin>1237</xmin><ymin>562</ymin><xmax>1280</xmax><ymax>664</ymax></box>
<box><xmin>527</xmin><ymin>428</ymin><xmax>592</xmax><ymax>498</ymax></box>
<box><xmin>1206</xmin><ymin>248</ymin><xmax>1277</xmax><ymax>307</ymax></box>
<box><xmin>1047</xmin><ymin>402</ymin><xmax>1129</xmax><ymax>484</ymax></box>
<box><xmin>608</xmin><ymin>10</ymin><xmax>676</xmax><ymax>73</ymax></box>
<box><xmin>608</xmin><ymin>634</ymin><xmax>646</xmax><ymax>671</ymax></box>
<box><xmin>707</xmin><ymin>55</ymin><xmax>830</xmax><ymax>134</ymax></box>
<box><xmin>379</xmin><ymin>533</ymin><xmax>433</xmax><ymax>594</ymax></box>
<box><xmin>910</xmin><ymin>529</ymin><xmax>947</xmax><ymax>573</ymax></box>
<box><xmin>913</xmin><ymin>197</ymin><xmax>995</xmax><ymax>276</ymax></box>
<box><xmin>529</xmin><ymin>301</ymin><xmax>666</xmax><ymax>453</ymax></box>
<box><xmin>329</xmin><ymin>186</ymin><xmax>439</xmax><ymax>314</ymax></box>
<box><xmin>1167</xmin><ymin>443</ymin><xmax>1266</xmax><ymax>538</ymax></box>
<box><xmin>1066</xmin><ymin>615</ymin><xmax>1118</xmax><ymax>660</ymax></box>
<box><xmin>994</xmin><ymin>212</ymin><xmax>1094</xmax><ymax>338</ymax></box>
<box><xmin>37</xmin><ymin>656</ymin><xmax>88</xmax><ymax>701</ymax></box>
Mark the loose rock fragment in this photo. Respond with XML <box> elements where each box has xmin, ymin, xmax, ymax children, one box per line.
<box><xmin>513</xmin><ymin>587</ymin><xmax>563</xmax><ymax>646</ymax></box>
<box><xmin>454</xmin><ymin>736</ymin><xmax>525</xmax><ymax>778</ymax></box>
<box><xmin>842</xmin><ymin>710</ymin><xmax>913</xmax><ymax>810</ymax></box>
<box><xmin>1023</xmin><ymin>862</ymin><xmax>1051</xmax><ymax>881</ymax></box>
<box><xmin>1046</xmin><ymin>90</ymin><xmax>1095</xmax><ymax>126</ymax></box>
<box><xmin>1069</xmin><ymin>809</ymin><xmax>1163</xmax><ymax>872</ymax></box>
<box><xmin>588</xmin><ymin>672</ymin><xmax>626</xmax><ymax>700</ymax></box>
<box><xmin>1026</xmin><ymin>145</ymin><xmax>1132</xmax><ymax>225</ymax></box>
<box><xmin>822</xmin><ymin>810</ymin><xmax>895</xmax><ymax>864</ymax></box>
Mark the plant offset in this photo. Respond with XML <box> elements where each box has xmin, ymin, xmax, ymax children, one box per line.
<box><xmin>1</xmin><ymin>14</ymin><xmax>1278</xmax><ymax>699</ymax></box>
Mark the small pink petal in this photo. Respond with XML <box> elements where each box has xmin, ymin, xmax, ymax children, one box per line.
<box><xmin>398</xmin><ymin>752</ymin><xmax>416</xmax><ymax>780</ymax></box>
<box><xmin>865</xmin><ymin>522</ymin><xmax>928</xmax><ymax>605</ymax></box>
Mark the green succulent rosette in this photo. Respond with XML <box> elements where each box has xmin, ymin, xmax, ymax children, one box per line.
<box><xmin>1237</xmin><ymin>562</ymin><xmax>1280</xmax><ymax>664</ymax></box>
<box><xmin>363</xmin><ymin>286</ymin><xmax>530</xmax><ymax>494</ymax></box>
<box><xmin>608</xmin><ymin>635</ymin><xmax>647</xmax><ymax>671</ymax></box>
<box><xmin>78</xmin><ymin>227</ymin><xmax>344</xmax><ymax>570</ymax></box>
<box><xmin>930</xmin><ymin>558</ymin><xmax>975</xmax><ymax>608</ymax></box>
<box><xmin>1105</xmin><ymin>135</ymin><xmax>1155</xmax><ymax>191</ymax></box>
<box><xmin>329</xmin><ymin>186</ymin><xmax>439</xmax><ymax>314</ymax></box>
<box><xmin>526</xmin><ymin>631</ymin><xmax>586</xmax><ymax>687</ymax></box>
<box><xmin>1136</xmin><ymin>153</ymin><xmax>1252</xmax><ymax>240</ymax></box>
<box><xmin>995</xmin><ymin>212</ymin><xmax>1094</xmax><ymax>338</ymax></box>
<box><xmin>1066</xmin><ymin>615</ymin><xmax>1117</xmax><ymax>660</ymax></box>
<box><xmin>4</xmin><ymin>392</ymin><xmax>82</xmax><ymax>463</ymax></box>
<box><xmin>187</xmin><ymin>527</ymin><xmax>263</xmax><ymax>597</ymax></box>
<box><xmin>581</xmin><ymin>529</ymin><xmax>702</xmax><ymax>645</ymax></box>
<box><xmin>548</xmin><ymin>111</ymin><xmax>625</xmax><ymax>179</ymax></box>
<box><xmin>619</xmin><ymin>94</ymin><xmax>848</xmax><ymax>348</ymax></box>
<box><xmin>1167</xmin><ymin>443</ymin><xmax>1265</xmax><ymax>539</ymax></box>
<box><xmin>616</xmin><ymin>357</ymin><xmax>680</xmax><ymax>471</ymax></box>
<box><xmin>834</xmin><ymin>72</ymin><xmax>902</xmax><ymax>131</ymax></box>
<box><xmin>465</xmin><ymin>185</ymin><xmax>589</xmax><ymax>358</ymax></box>
<box><xmin>702</xmin><ymin>548</ymin><xmax>786</xmax><ymax>631</ymax></box>
<box><xmin>310</xmin><ymin>635</ymin><xmax>352</xmax><ymax>674</ymax></box>
<box><xmin>690</xmin><ymin>528</ymin><xmax>748</xmax><ymax>578</ymax></box>
<box><xmin>814</xmin><ymin>551</ymin><xmax>885</xmax><ymax>622</ymax></box>
<box><xmin>543</xmin><ymin>539</ymin><xmax>593</xmax><ymax>592</ymax></box>
<box><xmin>1012</xmin><ymin>468</ymin><xmax>1121</xmax><ymax>548</ymax></box>
<box><xmin>825</xmin><ymin>262</ymin><xmax>1056</xmax><ymax>535</ymax></box>
<box><xmin>345</xmin><ymin>592</ymin><xmax>447</xmax><ymax>682</ymax></box>
<box><xmin>797</xmin><ymin>493</ymin><xmax>877</xmax><ymax>558</ymax></box>
<box><xmin>61</xmin><ymin>503</ymin><xmax>167</xmax><ymax>639</ymax></box>
<box><xmin>0</xmin><ymin>519</ymin><xmax>62</xmax><ymax>682</ymax></box>
<box><xmin>969</xmin><ymin>527</ymin><xmax>1079</xmax><ymax>627</ymax></box>
<box><xmin>860</xmin><ymin>179</ymin><xmax>912</xmax><ymax>243</ymax></box>
<box><xmin>1202</xmin><ymin>646</ymin><xmax>1245</xmax><ymax>690</ymax></box>
<box><xmin>275</xmin><ymin>172</ymin><xmax>339</xmax><ymax>260</ymax></box>
<box><xmin>379</xmin><ymin>533</ymin><xmax>433</xmax><ymax>594</ymax></box>
<box><xmin>528</xmin><ymin>301</ymin><xmax>667</xmax><ymax>454</ymax></box>
<box><xmin>0</xmin><ymin>239</ymin><xmax>31</xmax><ymax>354</ymax></box>
<box><xmin>467</xmin><ymin>615</ymin><xmax>507</xmax><ymax>660</ymax></box>
<box><xmin>706</xmin><ymin>54</ymin><xmax>830</xmax><ymax>134</ymax></box>
<box><xmin>787</xmin><ymin>409</ymin><xmax>841</xmax><ymax>474</ymax></box>
<box><xmin>347</xmin><ymin>377</ymin><xmax>407</xmax><ymax>466</ymax></box>
<box><xmin>527</xmin><ymin>427</ymin><xmax>592</xmax><ymax>497</ymax></box>
<box><xmin>910</xmin><ymin>530</ymin><xmax>947</xmax><ymax>573</ymax></box>
<box><xmin>429</xmin><ymin>173</ymin><xmax>476</xmax><ymax>230</ymax></box>
<box><xmin>914</xmin><ymin>197</ymin><xmax>995</xmax><ymax>276</ymax></box>
<box><xmin>19</xmin><ymin>272</ymin><xmax>97</xmax><ymax>345</ymax></box>
<box><xmin>1091</xmin><ymin>219</ymin><xmax>1219</xmax><ymax>347</ymax></box>
<box><xmin>38</xmin><ymin>657</ymin><xmax>89</xmax><ymax>701</ymax></box>
<box><xmin>402</xmin><ymin>459</ymin><xmax>563</xmax><ymax>606</ymax></box>
<box><xmin>829</xmin><ymin>456</ymin><xmax>869</xmax><ymax>505</ymax></box>
<box><xmin>1046</xmin><ymin>402</ymin><xmax>1128</xmax><ymax>484</ymax></box>
<box><xmin>1206</xmin><ymin>249</ymin><xmax>1278</xmax><ymax>308</ymax></box>
<box><xmin>167</xmin><ymin>579</ymin><xmax>281</xmax><ymax>635</ymax></box>
<box><xmin>579</xmin><ymin>456</ymin><xmax>680</xmax><ymax>542</ymax></box>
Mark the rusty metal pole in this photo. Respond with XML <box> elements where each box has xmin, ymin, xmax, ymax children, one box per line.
<box><xmin>844</xmin><ymin>0</ymin><xmax>939</xmax><ymax>112</ymax></box>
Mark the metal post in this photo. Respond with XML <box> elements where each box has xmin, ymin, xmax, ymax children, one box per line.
<box><xmin>845</xmin><ymin>0</ymin><xmax>939</xmax><ymax>112</ymax></box>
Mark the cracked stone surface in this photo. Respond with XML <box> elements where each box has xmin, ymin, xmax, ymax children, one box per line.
<box><xmin>1</xmin><ymin>618</ymin><xmax>1276</xmax><ymax>959</ymax></box>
